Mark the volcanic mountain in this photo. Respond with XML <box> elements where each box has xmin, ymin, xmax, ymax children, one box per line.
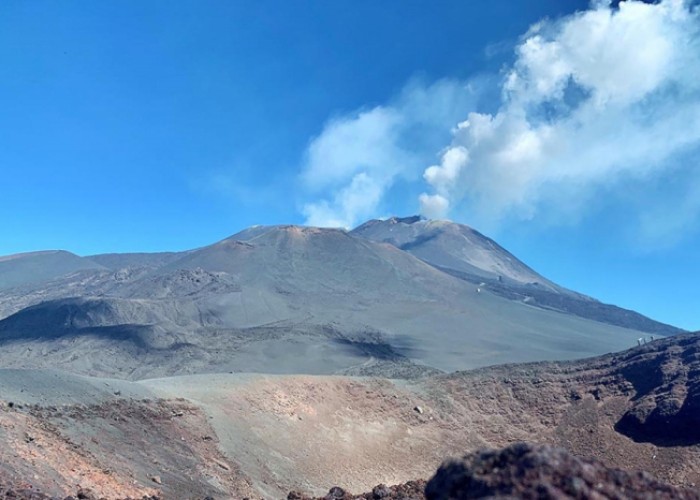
<box><xmin>352</xmin><ymin>216</ymin><xmax>555</xmax><ymax>287</ymax></box>
<box><xmin>352</xmin><ymin>216</ymin><xmax>677</xmax><ymax>335</ymax></box>
<box><xmin>0</xmin><ymin>218</ymin><xmax>683</xmax><ymax>379</ymax></box>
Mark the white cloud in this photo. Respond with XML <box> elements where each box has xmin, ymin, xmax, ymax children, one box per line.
<box><xmin>301</xmin><ymin>107</ymin><xmax>404</xmax><ymax>192</ymax></box>
<box><xmin>298</xmin><ymin>0</ymin><xmax>700</xmax><ymax>242</ymax></box>
<box><xmin>418</xmin><ymin>193</ymin><xmax>450</xmax><ymax>219</ymax></box>
<box><xmin>421</xmin><ymin>0</ymin><xmax>700</xmax><ymax>231</ymax></box>
<box><xmin>423</xmin><ymin>146</ymin><xmax>469</xmax><ymax>195</ymax></box>
<box><xmin>636</xmin><ymin>163</ymin><xmax>700</xmax><ymax>249</ymax></box>
<box><xmin>300</xmin><ymin>79</ymin><xmax>476</xmax><ymax>228</ymax></box>
<box><xmin>303</xmin><ymin>172</ymin><xmax>384</xmax><ymax>229</ymax></box>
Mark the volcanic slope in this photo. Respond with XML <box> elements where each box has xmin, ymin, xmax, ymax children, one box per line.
<box><xmin>352</xmin><ymin>216</ymin><xmax>556</xmax><ymax>288</ymax></box>
<box><xmin>352</xmin><ymin>216</ymin><xmax>681</xmax><ymax>335</ymax></box>
<box><xmin>0</xmin><ymin>333</ymin><xmax>698</xmax><ymax>498</ymax></box>
<box><xmin>87</xmin><ymin>251</ymin><xmax>187</xmax><ymax>270</ymax></box>
<box><xmin>0</xmin><ymin>250</ymin><xmax>105</xmax><ymax>291</ymax></box>
<box><xmin>0</xmin><ymin>225</ymin><xmax>661</xmax><ymax>378</ymax></box>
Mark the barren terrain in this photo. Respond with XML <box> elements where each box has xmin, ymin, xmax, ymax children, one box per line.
<box><xmin>0</xmin><ymin>333</ymin><xmax>696</xmax><ymax>498</ymax></box>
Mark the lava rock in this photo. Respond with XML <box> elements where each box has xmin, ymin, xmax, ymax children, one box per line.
<box><xmin>425</xmin><ymin>443</ymin><xmax>699</xmax><ymax>499</ymax></box>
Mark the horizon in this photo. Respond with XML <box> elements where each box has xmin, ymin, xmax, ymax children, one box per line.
<box><xmin>2</xmin><ymin>0</ymin><xmax>699</xmax><ymax>331</ymax></box>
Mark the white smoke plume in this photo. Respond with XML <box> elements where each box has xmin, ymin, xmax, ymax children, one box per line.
<box><xmin>300</xmin><ymin>0</ymin><xmax>700</xmax><ymax>238</ymax></box>
<box><xmin>300</xmin><ymin>80</ymin><xmax>476</xmax><ymax>228</ymax></box>
<box><xmin>420</xmin><ymin>0</ymin><xmax>700</xmax><ymax>229</ymax></box>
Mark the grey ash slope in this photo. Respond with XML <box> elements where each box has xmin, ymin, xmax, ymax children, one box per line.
<box><xmin>0</xmin><ymin>221</ymin><xmax>679</xmax><ymax>380</ymax></box>
<box><xmin>352</xmin><ymin>216</ymin><xmax>681</xmax><ymax>336</ymax></box>
<box><xmin>0</xmin><ymin>250</ymin><xmax>105</xmax><ymax>291</ymax></box>
<box><xmin>87</xmin><ymin>251</ymin><xmax>188</xmax><ymax>270</ymax></box>
<box><xmin>352</xmin><ymin>216</ymin><xmax>560</xmax><ymax>289</ymax></box>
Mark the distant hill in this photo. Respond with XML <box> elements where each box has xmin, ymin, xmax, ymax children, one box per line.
<box><xmin>0</xmin><ymin>250</ymin><xmax>105</xmax><ymax>290</ymax></box>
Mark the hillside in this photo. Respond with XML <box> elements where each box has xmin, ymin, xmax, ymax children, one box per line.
<box><xmin>0</xmin><ymin>223</ymin><xmax>669</xmax><ymax>379</ymax></box>
<box><xmin>352</xmin><ymin>217</ymin><xmax>681</xmax><ymax>335</ymax></box>
<box><xmin>0</xmin><ymin>250</ymin><xmax>105</xmax><ymax>291</ymax></box>
<box><xmin>352</xmin><ymin>216</ymin><xmax>558</xmax><ymax>289</ymax></box>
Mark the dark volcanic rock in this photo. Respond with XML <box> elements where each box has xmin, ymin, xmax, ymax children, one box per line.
<box><xmin>0</xmin><ymin>483</ymin><xmax>161</xmax><ymax>500</ymax></box>
<box><xmin>287</xmin><ymin>481</ymin><xmax>426</xmax><ymax>500</ymax></box>
<box><xmin>289</xmin><ymin>441</ymin><xmax>700</xmax><ymax>499</ymax></box>
<box><xmin>425</xmin><ymin>443</ymin><xmax>699</xmax><ymax>500</ymax></box>
<box><xmin>615</xmin><ymin>334</ymin><xmax>700</xmax><ymax>445</ymax></box>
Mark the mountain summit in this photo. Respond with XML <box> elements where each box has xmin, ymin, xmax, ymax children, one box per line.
<box><xmin>352</xmin><ymin>216</ymin><xmax>558</xmax><ymax>289</ymax></box>
<box><xmin>352</xmin><ymin>216</ymin><xmax>679</xmax><ymax>336</ymax></box>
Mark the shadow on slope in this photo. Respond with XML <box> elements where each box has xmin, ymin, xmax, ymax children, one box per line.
<box><xmin>613</xmin><ymin>334</ymin><xmax>700</xmax><ymax>446</ymax></box>
<box><xmin>0</xmin><ymin>297</ymin><xmax>197</xmax><ymax>353</ymax></box>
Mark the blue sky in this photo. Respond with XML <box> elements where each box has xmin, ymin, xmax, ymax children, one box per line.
<box><xmin>1</xmin><ymin>0</ymin><xmax>699</xmax><ymax>330</ymax></box>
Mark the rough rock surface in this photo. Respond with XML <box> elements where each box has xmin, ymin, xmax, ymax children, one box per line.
<box><xmin>425</xmin><ymin>443</ymin><xmax>699</xmax><ymax>499</ymax></box>
<box><xmin>614</xmin><ymin>335</ymin><xmax>700</xmax><ymax>445</ymax></box>
<box><xmin>287</xmin><ymin>480</ymin><xmax>427</xmax><ymax>500</ymax></box>
<box><xmin>0</xmin><ymin>483</ymin><xmax>160</xmax><ymax>500</ymax></box>
<box><xmin>289</xmin><ymin>443</ymin><xmax>700</xmax><ymax>500</ymax></box>
<box><xmin>0</xmin><ymin>395</ymin><xmax>256</xmax><ymax>499</ymax></box>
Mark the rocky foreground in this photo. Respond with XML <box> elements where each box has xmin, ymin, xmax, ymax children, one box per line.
<box><xmin>293</xmin><ymin>444</ymin><xmax>699</xmax><ymax>500</ymax></box>
<box><xmin>2</xmin><ymin>443</ymin><xmax>698</xmax><ymax>499</ymax></box>
<box><xmin>0</xmin><ymin>333</ymin><xmax>698</xmax><ymax>498</ymax></box>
